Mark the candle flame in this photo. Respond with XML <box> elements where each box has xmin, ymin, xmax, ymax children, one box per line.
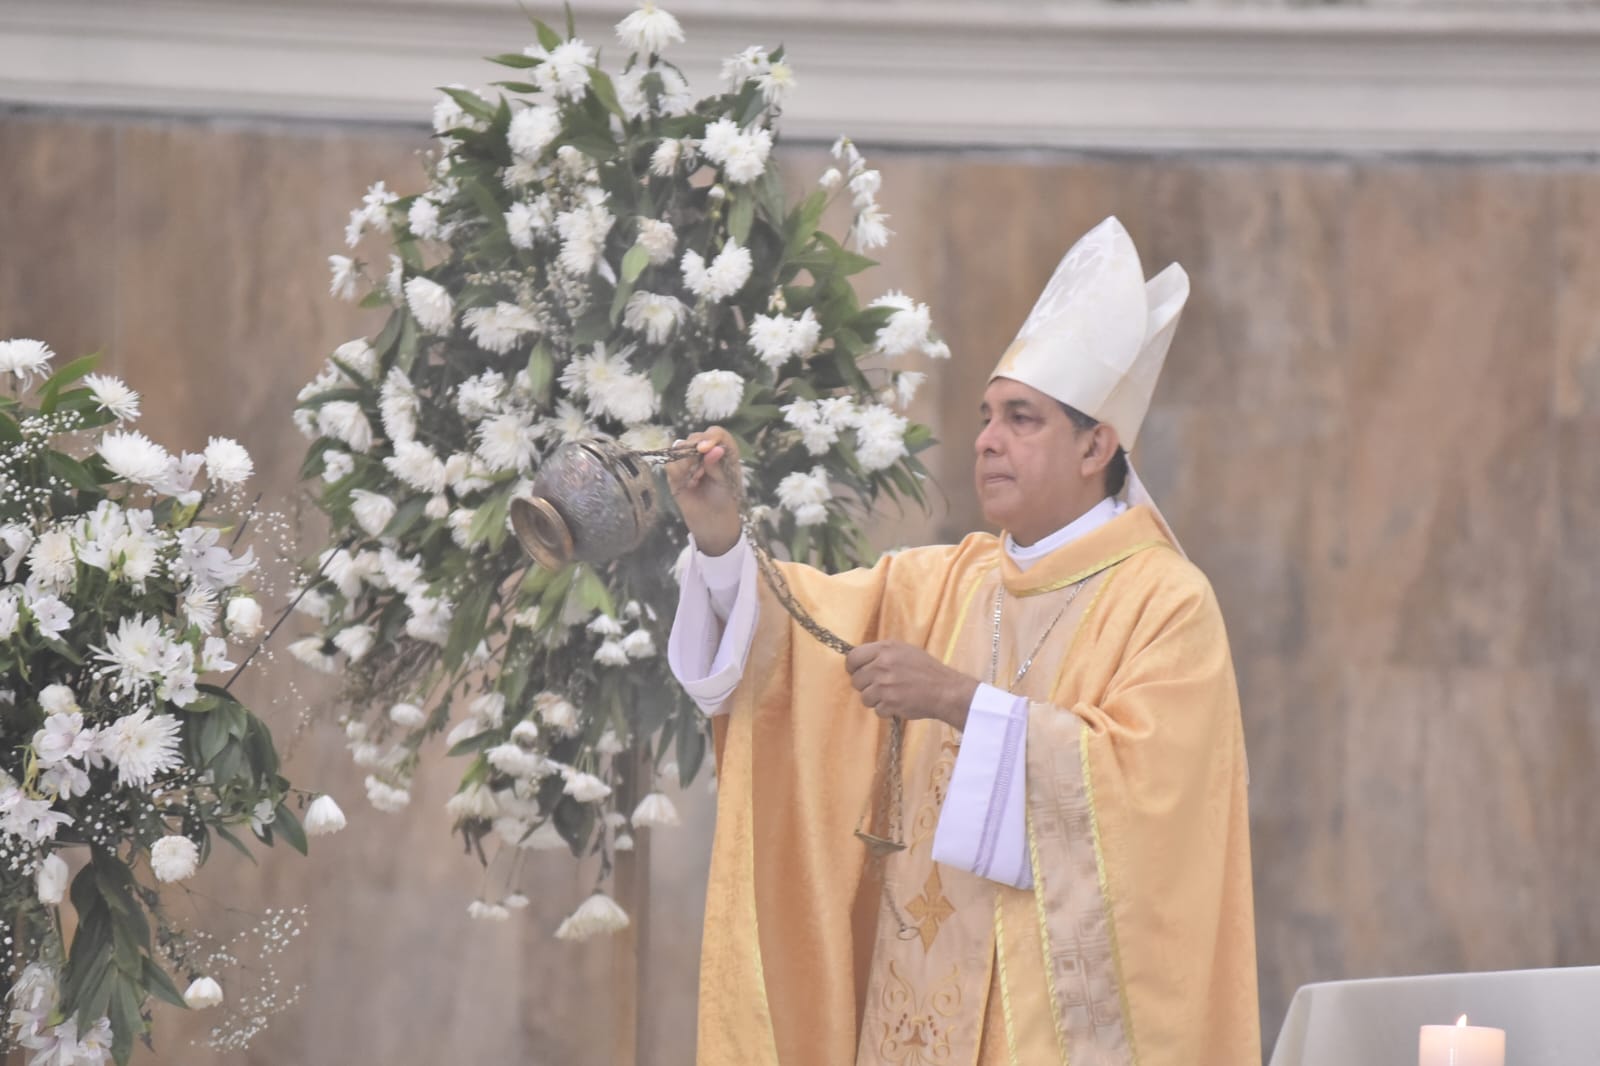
<box><xmin>1456</xmin><ymin>1015</ymin><xmax>1469</xmax><ymax>1027</ymax></box>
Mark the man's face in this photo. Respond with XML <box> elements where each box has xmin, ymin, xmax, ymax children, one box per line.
<box><xmin>973</xmin><ymin>377</ymin><xmax>1103</xmax><ymax>543</ymax></box>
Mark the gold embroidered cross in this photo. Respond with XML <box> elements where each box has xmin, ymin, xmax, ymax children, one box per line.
<box><xmin>904</xmin><ymin>866</ymin><xmax>956</xmax><ymax>951</ymax></box>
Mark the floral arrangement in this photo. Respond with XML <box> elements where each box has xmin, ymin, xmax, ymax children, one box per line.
<box><xmin>297</xmin><ymin>3</ymin><xmax>946</xmax><ymax>934</ymax></box>
<box><xmin>0</xmin><ymin>339</ymin><xmax>344</xmax><ymax>1065</ymax></box>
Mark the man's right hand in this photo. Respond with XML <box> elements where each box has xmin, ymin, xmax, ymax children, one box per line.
<box><xmin>666</xmin><ymin>427</ymin><xmax>743</xmax><ymax>557</ymax></box>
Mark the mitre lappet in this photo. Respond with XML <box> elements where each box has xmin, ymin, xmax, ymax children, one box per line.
<box><xmin>990</xmin><ymin>215</ymin><xmax>1188</xmax><ymax>552</ymax></box>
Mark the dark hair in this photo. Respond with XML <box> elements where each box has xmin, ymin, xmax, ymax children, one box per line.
<box><xmin>1059</xmin><ymin>403</ymin><xmax>1128</xmax><ymax>498</ymax></box>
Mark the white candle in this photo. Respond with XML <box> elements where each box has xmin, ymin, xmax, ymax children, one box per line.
<box><xmin>1419</xmin><ymin>1015</ymin><xmax>1505</xmax><ymax>1066</ymax></box>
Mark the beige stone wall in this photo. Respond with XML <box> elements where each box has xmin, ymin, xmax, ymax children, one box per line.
<box><xmin>3</xmin><ymin>109</ymin><xmax>1598</xmax><ymax>1063</ymax></box>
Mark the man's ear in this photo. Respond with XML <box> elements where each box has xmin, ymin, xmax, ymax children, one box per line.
<box><xmin>1080</xmin><ymin>423</ymin><xmax>1120</xmax><ymax>476</ymax></box>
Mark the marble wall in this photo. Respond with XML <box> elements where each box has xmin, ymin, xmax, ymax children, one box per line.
<box><xmin>2</xmin><ymin>108</ymin><xmax>1597</xmax><ymax>1063</ymax></box>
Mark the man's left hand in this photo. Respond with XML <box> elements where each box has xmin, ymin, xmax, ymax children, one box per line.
<box><xmin>843</xmin><ymin>641</ymin><xmax>980</xmax><ymax>731</ymax></box>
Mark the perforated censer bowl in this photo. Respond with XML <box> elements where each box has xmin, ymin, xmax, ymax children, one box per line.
<box><xmin>510</xmin><ymin>439</ymin><xmax>663</xmax><ymax>570</ymax></box>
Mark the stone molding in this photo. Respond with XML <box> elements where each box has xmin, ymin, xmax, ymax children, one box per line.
<box><xmin>2</xmin><ymin>0</ymin><xmax>1599</xmax><ymax>154</ymax></box>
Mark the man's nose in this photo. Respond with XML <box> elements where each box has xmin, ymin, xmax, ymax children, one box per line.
<box><xmin>974</xmin><ymin>422</ymin><xmax>1001</xmax><ymax>456</ymax></box>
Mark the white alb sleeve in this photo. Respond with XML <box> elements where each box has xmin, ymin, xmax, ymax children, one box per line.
<box><xmin>666</xmin><ymin>535</ymin><xmax>760</xmax><ymax>717</ymax></box>
<box><xmin>930</xmin><ymin>683</ymin><xmax>1033</xmax><ymax>889</ymax></box>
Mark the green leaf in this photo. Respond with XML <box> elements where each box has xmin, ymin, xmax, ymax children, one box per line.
<box><xmin>199</xmin><ymin>710</ymin><xmax>232</xmax><ymax>765</ymax></box>
<box><xmin>142</xmin><ymin>956</ymin><xmax>188</xmax><ymax>1010</ymax></box>
<box><xmin>381</xmin><ymin>495</ymin><xmax>428</xmax><ymax>540</ymax></box>
<box><xmin>213</xmin><ymin>823</ymin><xmax>257</xmax><ymax>864</ymax></box>
<box><xmin>274</xmin><ymin>802</ymin><xmax>309</xmax><ymax>856</ymax></box>
<box><xmin>588</xmin><ymin>69</ymin><xmax>628</xmax><ymax>122</ymax></box>
<box><xmin>728</xmin><ymin>194</ymin><xmax>755</xmax><ymax>246</ymax></box>
<box><xmin>532</xmin><ymin>17</ymin><xmax>562</xmax><ymax>52</ymax></box>
<box><xmin>46</xmin><ymin>451</ymin><xmax>104</xmax><ymax>493</ymax></box>
<box><xmin>442</xmin><ymin>86</ymin><xmax>496</xmax><ymax>123</ymax></box>
<box><xmin>444</xmin><ymin>580</ymin><xmax>496</xmax><ymax>672</ymax></box>
<box><xmin>42</xmin><ymin>635</ymin><xmax>86</xmax><ymax>665</ymax></box>
<box><xmin>675</xmin><ymin>712</ymin><xmax>707</xmax><ymax>787</ymax></box>
<box><xmin>620</xmin><ymin>243</ymin><xmax>650</xmax><ymax>285</ymax></box>
<box><xmin>373</xmin><ymin>309</ymin><xmax>404</xmax><ymax>359</ymax></box>
<box><xmin>447</xmin><ymin>730</ymin><xmax>500</xmax><ymax>757</ymax></box>
<box><xmin>785</xmin><ymin>189</ymin><xmax>829</xmax><ymax>258</ymax></box>
<box><xmin>467</xmin><ymin>490</ymin><xmax>513</xmax><ymax>549</ymax></box>
<box><xmin>110</xmin><ymin>976</ymin><xmax>142</xmax><ymax>1064</ymax></box>
<box><xmin>37</xmin><ymin>352</ymin><xmax>99</xmax><ymax>412</ymax></box>
<box><xmin>525</xmin><ymin>343</ymin><xmax>555</xmax><ymax>405</ymax></box>
<box><xmin>573</xmin><ymin>564</ymin><xmax>615</xmax><ymax>616</ymax></box>
<box><xmin>489</xmin><ymin>52</ymin><xmax>541</xmax><ymax>69</ymax></box>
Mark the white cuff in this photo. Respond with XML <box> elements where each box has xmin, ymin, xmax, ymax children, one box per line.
<box><xmin>931</xmin><ymin>684</ymin><xmax>1033</xmax><ymax>889</ymax></box>
<box><xmin>666</xmin><ymin>535</ymin><xmax>759</xmax><ymax>716</ymax></box>
<box><xmin>697</xmin><ymin>534</ymin><xmax>747</xmax><ymax>622</ymax></box>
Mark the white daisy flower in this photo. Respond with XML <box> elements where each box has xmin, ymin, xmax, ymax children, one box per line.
<box><xmin>685</xmin><ymin>370</ymin><xmax>745</xmax><ymax>422</ymax></box>
<box><xmin>95</xmin><ymin>706</ymin><xmax>183</xmax><ymax>788</ymax></box>
<box><xmin>316</xmin><ymin>401</ymin><xmax>374</xmax><ymax>454</ymax></box>
<box><xmin>328</xmin><ymin>254</ymin><xmax>360</xmax><ymax>301</ymax></box>
<box><xmin>0</xmin><ymin>339</ymin><xmax>54</xmax><ymax>385</ymax></box>
<box><xmin>203</xmin><ymin>437</ymin><xmax>253</xmax><ymax>485</ymax></box>
<box><xmin>528</xmin><ymin>39</ymin><xmax>597</xmax><ymax>101</ymax></box>
<box><xmin>776</xmin><ymin>466</ymin><xmax>832</xmax><ymax>526</ymax></box>
<box><xmin>150</xmin><ymin>835</ymin><xmax>200</xmax><ymax>883</ymax></box>
<box><xmin>636</xmin><ymin>218</ymin><xmax>677</xmax><ymax>265</ymax></box>
<box><xmin>851</xmin><ymin>404</ymin><xmax>910</xmax><ymax>472</ymax></box>
<box><xmin>615</xmin><ymin>2</ymin><xmax>683</xmax><ymax>56</ymax></box>
<box><xmin>404</xmin><ymin>276</ymin><xmax>455</xmax><ymax>333</ymax></box>
<box><xmin>82</xmin><ymin>374</ymin><xmax>140</xmax><ymax>421</ymax></box>
<box><xmin>622</xmin><ymin>292</ymin><xmax>686</xmax><ymax>345</ymax></box>
<box><xmin>98</xmin><ymin>430</ymin><xmax>172</xmax><ymax>486</ymax></box>
<box><xmin>680</xmin><ymin>242</ymin><xmax>752</xmax><ymax>303</ymax></box>
<box><xmin>508</xmin><ymin>104</ymin><xmax>562</xmax><ymax>162</ymax></box>
<box><xmin>350</xmin><ymin>489</ymin><xmax>397</xmax><ymax>539</ymax></box>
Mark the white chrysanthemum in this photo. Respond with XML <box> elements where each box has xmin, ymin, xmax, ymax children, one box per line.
<box><xmin>475</xmin><ymin>412</ymin><xmax>538</xmax><ymax>473</ymax></box>
<box><xmin>849</xmin><ymin>169</ymin><xmax>882</xmax><ymax>207</ymax></box>
<box><xmin>781</xmin><ymin>398</ymin><xmax>850</xmax><ymax>456</ymax></box>
<box><xmin>407</xmin><ymin>197</ymin><xmax>443</xmax><ymax>240</ymax></box>
<box><xmin>328</xmin><ymin>254</ymin><xmax>360</xmax><ymax>301</ymax></box>
<box><xmin>777</xmin><ymin>466</ymin><xmax>832</xmax><ymax>526</ymax></box>
<box><xmin>151</xmin><ymin>835</ymin><xmax>200</xmax><ymax>883</ymax></box>
<box><xmin>405</xmin><ymin>592</ymin><xmax>453</xmax><ymax>644</ymax></box>
<box><xmin>95</xmin><ymin>707</ymin><xmax>183</xmax><ymax>788</ymax></box>
<box><xmin>618</xmin><ymin>424</ymin><xmax>670</xmax><ymax>453</ymax></box>
<box><xmin>555</xmin><ymin>892</ymin><xmax>630</xmax><ymax>941</ymax></box>
<box><xmin>505</xmin><ymin>196</ymin><xmax>552</xmax><ymax>251</ymax></box>
<box><xmin>706</xmin><ymin>122</ymin><xmax>773</xmax><ymax>185</ymax></box>
<box><xmin>594</xmin><ymin>639</ymin><xmax>629</xmax><ymax>666</ymax></box>
<box><xmin>98</xmin><ymin>430</ymin><xmax>172</xmax><ymax>486</ymax></box>
<box><xmin>25</xmin><ymin>530</ymin><xmax>76</xmax><ymax>591</ymax></box>
<box><xmin>304</xmin><ymin>794</ymin><xmax>347</xmax><ymax>835</ymax></box>
<box><xmin>854</xmin><ymin>204</ymin><xmax>892</xmax><ymax>251</ymax></box>
<box><xmin>508</xmin><ymin>105</ymin><xmax>561</xmax><ymax>161</ymax></box>
<box><xmin>379</xmin><ymin>367</ymin><xmax>418</xmax><ymax>444</ymax></box>
<box><xmin>405</xmin><ymin>276</ymin><xmax>455</xmax><ymax>333</ymax></box>
<box><xmin>0</xmin><ymin>339</ymin><xmax>54</xmax><ymax>384</ymax></box>
<box><xmin>872</xmin><ymin>292</ymin><xmax>934</xmax><ymax>357</ymax></box>
<box><xmin>183</xmin><ymin>585</ymin><xmax>220</xmax><ymax>634</ymax></box>
<box><xmin>487</xmin><ymin>743</ymin><xmax>546</xmax><ymax>779</ymax></box>
<box><xmin>365</xmin><ymin>775</ymin><xmax>411</xmax><ymax>812</ymax></box>
<box><xmin>388</xmin><ymin>702</ymin><xmax>426</xmax><ymax>729</ymax></box>
<box><xmin>39</xmin><ymin>684</ymin><xmax>78</xmax><ymax>716</ymax></box>
<box><xmin>468</xmin><ymin>900</ymin><xmax>511</xmax><ymax>922</ymax></box>
<box><xmin>446</xmin><ymin>783</ymin><xmax>500</xmax><ymax>822</ymax></box>
<box><xmin>577</xmin><ymin>347</ymin><xmax>658</xmax><ymax>425</ymax></box>
<box><xmin>621</xmin><ymin>629</ymin><xmax>656</xmax><ymax>660</ymax></box>
<box><xmin>333</xmin><ymin>624</ymin><xmax>375</xmax><ymax>662</ymax></box>
<box><xmin>183</xmin><ymin>977</ymin><xmax>224</xmax><ymax>1010</ymax></box>
<box><xmin>685</xmin><ymin>370</ymin><xmax>745</xmax><ymax>422</ymax></box>
<box><xmin>894</xmin><ymin>371</ymin><xmax>927</xmax><ymax>409</ymax></box>
<box><xmin>615</xmin><ymin>2</ymin><xmax>683</xmax><ymax>55</ymax></box>
<box><xmin>587</xmin><ymin>614</ymin><xmax>623</xmax><ymax>637</ymax></box>
<box><xmin>819</xmin><ymin>167</ymin><xmax>843</xmax><ymax>190</ymax></box>
<box><xmin>454</xmin><ymin>371</ymin><xmax>506</xmax><ymax>421</ymax></box>
<box><xmin>555</xmin><ymin>201</ymin><xmax>615</xmax><ymax>276</ymax></box>
<box><xmin>851</xmin><ymin>404</ymin><xmax>910</xmax><ymax>472</ymax></box>
<box><xmin>510</xmin><ymin>720</ymin><xmax>540</xmax><ymax>747</ymax></box>
<box><xmin>757</xmin><ymin>62</ymin><xmax>797</xmax><ymax>107</ymax></box>
<box><xmin>316</xmin><ymin>401</ymin><xmax>374</xmax><ymax>454</ymax></box>
<box><xmin>721</xmin><ymin>46</ymin><xmax>769</xmax><ymax>89</ymax></box>
<box><xmin>93</xmin><ymin>614</ymin><xmax>167</xmax><ymax>693</ymax></box>
<box><xmin>635</xmin><ymin>218</ymin><xmax>677</xmax><ymax>266</ymax></box>
<box><xmin>385</xmin><ymin>440</ymin><xmax>448</xmax><ymax>494</ymax></box>
<box><xmin>649</xmin><ymin>139</ymin><xmax>682</xmax><ymax>177</ymax></box>
<box><xmin>632</xmin><ymin>791</ymin><xmax>680</xmax><ymax>828</ymax></box>
<box><xmin>563</xmin><ymin>771</ymin><xmax>613</xmax><ymax>804</ymax></box>
<box><xmin>288</xmin><ymin>636</ymin><xmax>338</xmax><ymax>673</ymax></box>
<box><xmin>622</xmin><ymin>292</ymin><xmax>686</xmax><ymax>345</ymax></box>
<box><xmin>320</xmin><ymin>451</ymin><xmax>354</xmax><ymax>484</ymax></box>
<box><xmin>528</xmin><ymin>39</ymin><xmax>596</xmax><ymax>101</ymax></box>
<box><xmin>468</xmin><ymin>691</ymin><xmax>506</xmax><ymax>728</ymax></box>
<box><xmin>225</xmin><ymin>596</ymin><xmax>263</xmax><ymax>640</ymax></box>
<box><xmin>349</xmin><ymin>489</ymin><xmax>397</xmax><ymax>539</ymax></box>
<box><xmin>464</xmin><ymin>302</ymin><xmax>541</xmax><ymax>355</ymax></box>
<box><xmin>82</xmin><ymin>374</ymin><xmax>140</xmax><ymax>422</ymax></box>
<box><xmin>680</xmin><ymin>242</ymin><xmax>752</xmax><ymax>303</ymax></box>
<box><xmin>748</xmin><ymin>308</ymin><xmax>821</xmax><ymax>369</ymax></box>
<box><xmin>534</xmin><ymin>691</ymin><xmax>580</xmax><ymax>736</ymax></box>
<box><xmin>203</xmin><ymin>437</ymin><xmax>253</xmax><ymax>485</ymax></box>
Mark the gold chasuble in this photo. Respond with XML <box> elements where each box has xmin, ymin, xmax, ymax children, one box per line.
<box><xmin>697</xmin><ymin>504</ymin><xmax>1259</xmax><ymax>1066</ymax></box>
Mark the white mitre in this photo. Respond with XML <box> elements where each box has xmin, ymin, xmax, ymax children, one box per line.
<box><xmin>989</xmin><ymin>216</ymin><xmax>1189</xmax><ymax>549</ymax></box>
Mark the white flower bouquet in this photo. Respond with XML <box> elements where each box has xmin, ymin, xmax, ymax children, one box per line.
<box><xmin>297</xmin><ymin>4</ymin><xmax>947</xmax><ymax>930</ymax></box>
<box><xmin>0</xmin><ymin>340</ymin><xmax>341</xmax><ymax>1065</ymax></box>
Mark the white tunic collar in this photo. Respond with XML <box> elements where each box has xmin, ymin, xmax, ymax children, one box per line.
<box><xmin>1003</xmin><ymin>496</ymin><xmax>1126</xmax><ymax>572</ymax></box>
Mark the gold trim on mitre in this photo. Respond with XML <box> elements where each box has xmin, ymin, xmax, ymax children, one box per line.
<box><xmin>989</xmin><ymin>217</ymin><xmax>1189</xmax><ymax>452</ymax></box>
